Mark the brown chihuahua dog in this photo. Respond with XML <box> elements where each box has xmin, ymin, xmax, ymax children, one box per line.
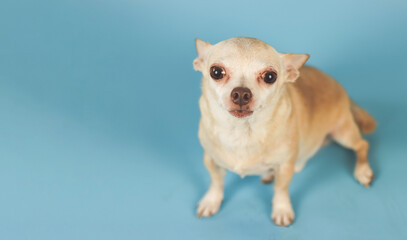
<box><xmin>193</xmin><ymin>37</ymin><xmax>376</xmax><ymax>226</ymax></box>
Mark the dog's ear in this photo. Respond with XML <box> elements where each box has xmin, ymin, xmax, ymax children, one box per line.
<box><xmin>280</xmin><ymin>53</ymin><xmax>310</xmax><ymax>82</ymax></box>
<box><xmin>193</xmin><ymin>38</ymin><xmax>212</xmax><ymax>72</ymax></box>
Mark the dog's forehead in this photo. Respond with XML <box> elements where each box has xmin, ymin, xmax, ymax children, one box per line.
<box><xmin>208</xmin><ymin>38</ymin><xmax>281</xmax><ymax>70</ymax></box>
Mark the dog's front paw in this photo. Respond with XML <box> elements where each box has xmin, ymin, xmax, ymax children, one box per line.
<box><xmin>354</xmin><ymin>163</ymin><xmax>374</xmax><ymax>187</ymax></box>
<box><xmin>196</xmin><ymin>191</ymin><xmax>223</xmax><ymax>218</ymax></box>
<box><xmin>271</xmin><ymin>205</ymin><xmax>295</xmax><ymax>227</ymax></box>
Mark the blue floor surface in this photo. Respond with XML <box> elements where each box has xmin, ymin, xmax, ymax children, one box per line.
<box><xmin>0</xmin><ymin>0</ymin><xmax>406</xmax><ymax>239</ymax></box>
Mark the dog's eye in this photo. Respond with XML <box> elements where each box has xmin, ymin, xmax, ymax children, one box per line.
<box><xmin>210</xmin><ymin>66</ymin><xmax>225</xmax><ymax>80</ymax></box>
<box><xmin>263</xmin><ymin>71</ymin><xmax>277</xmax><ymax>84</ymax></box>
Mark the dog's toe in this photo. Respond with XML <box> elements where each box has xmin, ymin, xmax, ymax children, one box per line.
<box><xmin>271</xmin><ymin>206</ymin><xmax>295</xmax><ymax>227</ymax></box>
<box><xmin>354</xmin><ymin>163</ymin><xmax>374</xmax><ymax>187</ymax></box>
<box><xmin>196</xmin><ymin>193</ymin><xmax>223</xmax><ymax>218</ymax></box>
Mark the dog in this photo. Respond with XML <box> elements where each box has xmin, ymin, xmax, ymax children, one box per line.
<box><xmin>193</xmin><ymin>37</ymin><xmax>376</xmax><ymax>226</ymax></box>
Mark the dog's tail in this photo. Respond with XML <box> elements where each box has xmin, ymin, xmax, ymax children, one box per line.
<box><xmin>350</xmin><ymin>100</ymin><xmax>377</xmax><ymax>135</ymax></box>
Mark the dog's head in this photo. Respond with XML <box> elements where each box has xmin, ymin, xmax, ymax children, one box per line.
<box><xmin>193</xmin><ymin>37</ymin><xmax>309</xmax><ymax>119</ymax></box>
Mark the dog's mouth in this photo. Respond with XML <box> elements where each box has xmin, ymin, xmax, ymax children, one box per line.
<box><xmin>229</xmin><ymin>109</ymin><xmax>253</xmax><ymax>118</ymax></box>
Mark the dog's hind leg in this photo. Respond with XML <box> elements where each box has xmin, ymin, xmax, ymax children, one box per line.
<box><xmin>331</xmin><ymin>111</ymin><xmax>374</xmax><ymax>187</ymax></box>
<box><xmin>261</xmin><ymin>171</ymin><xmax>275</xmax><ymax>184</ymax></box>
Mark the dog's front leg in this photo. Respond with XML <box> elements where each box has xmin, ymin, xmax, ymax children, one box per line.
<box><xmin>272</xmin><ymin>162</ymin><xmax>295</xmax><ymax>226</ymax></box>
<box><xmin>197</xmin><ymin>152</ymin><xmax>226</xmax><ymax>218</ymax></box>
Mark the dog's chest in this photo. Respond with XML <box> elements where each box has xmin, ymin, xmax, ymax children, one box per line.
<box><xmin>201</xmin><ymin>122</ymin><xmax>284</xmax><ymax>177</ymax></box>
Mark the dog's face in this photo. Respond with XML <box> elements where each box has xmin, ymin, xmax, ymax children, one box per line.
<box><xmin>193</xmin><ymin>37</ymin><xmax>309</xmax><ymax>119</ymax></box>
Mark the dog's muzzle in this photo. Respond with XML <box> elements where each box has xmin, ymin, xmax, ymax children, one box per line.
<box><xmin>229</xmin><ymin>87</ymin><xmax>253</xmax><ymax>118</ymax></box>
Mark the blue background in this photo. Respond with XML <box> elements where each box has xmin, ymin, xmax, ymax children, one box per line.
<box><xmin>0</xmin><ymin>0</ymin><xmax>406</xmax><ymax>239</ymax></box>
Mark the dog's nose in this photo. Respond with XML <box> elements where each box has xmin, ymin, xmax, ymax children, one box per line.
<box><xmin>231</xmin><ymin>87</ymin><xmax>252</xmax><ymax>106</ymax></box>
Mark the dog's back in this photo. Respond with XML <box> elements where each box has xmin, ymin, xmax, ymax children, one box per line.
<box><xmin>288</xmin><ymin>66</ymin><xmax>376</xmax><ymax>171</ymax></box>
